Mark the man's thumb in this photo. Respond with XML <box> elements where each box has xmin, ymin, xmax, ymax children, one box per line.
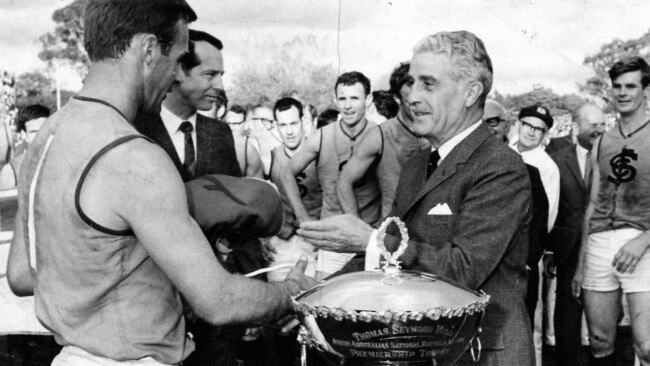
<box><xmin>294</xmin><ymin>256</ymin><xmax>309</xmax><ymax>273</ymax></box>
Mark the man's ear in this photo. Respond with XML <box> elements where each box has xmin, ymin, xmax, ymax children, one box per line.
<box><xmin>365</xmin><ymin>92</ymin><xmax>374</xmax><ymax>108</ymax></box>
<box><xmin>138</xmin><ymin>33</ymin><xmax>160</xmax><ymax>68</ymax></box>
<box><xmin>464</xmin><ymin>80</ymin><xmax>484</xmax><ymax>108</ymax></box>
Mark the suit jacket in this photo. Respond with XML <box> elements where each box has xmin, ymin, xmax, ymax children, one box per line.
<box><xmin>545</xmin><ymin>135</ymin><xmax>573</xmax><ymax>155</ymax></box>
<box><xmin>135</xmin><ymin>112</ymin><xmax>265</xmax><ymax>276</ymax></box>
<box><xmin>135</xmin><ymin>112</ymin><xmax>242</xmax><ymax>182</ymax></box>
<box><xmin>526</xmin><ymin>164</ymin><xmax>549</xmax><ymax>268</ymax></box>
<box><xmin>384</xmin><ymin>124</ymin><xmax>534</xmax><ymax>365</ymax></box>
<box><xmin>549</xmin><ymin>145</ymin><xmax>588</xmax><ymax>266</ymax></box>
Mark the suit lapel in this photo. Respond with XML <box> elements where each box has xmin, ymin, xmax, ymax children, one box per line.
<box><xmin>397</xmin><ymin>149</ymin><xmax>430</xmax><ymax>218</ymax></box>
<box><xmin>195</xmin><ymin>115</ymin><xmax>207</xmax><ymax>175</ymax></box>
<box><xmin>148</xmin><ymin>114</ymin><xmax>189</xmax><ymax>180</ymax></box>
<box><xmin>401</xmin><ymin>124</ymin><xmax>491</xmax><ymax>216</ymax></box>
<box><xmin>564</xmin><ymin>146</ymin><xmax>585</xmax><ymax>190</ymax></box>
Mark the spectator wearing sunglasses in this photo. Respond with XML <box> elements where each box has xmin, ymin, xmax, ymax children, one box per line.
<box><xmin>484</xmin><ymin>99</ymin><xmax>510</xmax><ymax>142</ymax></box>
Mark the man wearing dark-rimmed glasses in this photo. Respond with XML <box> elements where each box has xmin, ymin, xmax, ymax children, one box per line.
<box><xmin>511</xmin><ymin>105</ymin><xmax>559</xmax><ymax>232</ymax></box>
<box><xmin>484</xmin><ymin>99</ymin><xmax>510</xmax><ymax>142</ymax></box>
<box><xmin>510</xmin><ymin>104</ymin><xmax>560</xmax><ymax>365</ymax></box>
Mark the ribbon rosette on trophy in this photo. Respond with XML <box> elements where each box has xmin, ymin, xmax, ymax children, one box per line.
<box><xmin>292</xmin><ymin>217</ymin><xmax>490</xmax><ymax>366</ymax></box>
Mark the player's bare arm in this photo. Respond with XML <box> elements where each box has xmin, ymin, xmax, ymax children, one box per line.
<box><xmin>82</xmin><ymin>139</ymin><xmax>315</xmax><ymax>324</ymax></box>
<box><xmin>277</xmin><ymin>129</ymin><xmax>321</xmax><ymax>224</ymax></box>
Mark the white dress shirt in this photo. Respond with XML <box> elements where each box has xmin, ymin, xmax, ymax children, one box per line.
<box><xmin>576</xmin><ymin>143</ymin><xmax>589</xmax><ymax>178</ymax></box>
<box><xmin>509</xmin><ymin>139</ymin><xmax>560</xmax><ymax>232</ymax></box>
<box><xmin>365</xmin><ymin>120</ymin><xmax>483</xmax><ymax>270</ymax></box>
<box><xmin>160</xmin><ymin>105</ymin><xmax>197</xmax><ymax>163</ymax></box>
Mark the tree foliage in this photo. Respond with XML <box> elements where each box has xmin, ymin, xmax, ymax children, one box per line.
<box><xmin>228</xmin><ymin>36</ymin><xmax>337</xmax><ymax>112</ymax></box>
<box><xmin>497</xmin><ymin>86</ymin><xmax>585</xmax><ymax>118</ymax></box>
<box><xmin>38</xmin><ymin>0</ymin><xmax>89</xmax><ymax>78</ymax></box>
<box><xmin>14</xmin><ymin>71</ymin><xmax>66</xmax><ymax>110</ymax></box>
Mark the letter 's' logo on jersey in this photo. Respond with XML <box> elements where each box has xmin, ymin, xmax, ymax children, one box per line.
<box><xmin>608</xmin><ymin>148</ymin><xmax>638</xmax><ymax>185</ymax></box>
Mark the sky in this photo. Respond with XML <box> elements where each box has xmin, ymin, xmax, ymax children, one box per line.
<box><xmin>0</xmin><ymin>0</ymin><xmax>649</xmax><ymax>96</ymax></box>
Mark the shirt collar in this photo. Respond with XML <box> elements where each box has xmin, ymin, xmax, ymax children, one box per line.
<box><xmin>433</xmin><ymin>119</ymin><xmax>483</xmax><ymax>162</ymax></box>
<box><xmin>508</xmin><ymin>136</ymin><xmax>544</xmax><ymax>155</ymax></box>
<box><xmin>160</xmin><ymin>104</ymin><xmax>197</xmax><ymax>135</ymax></box>
<box><xmin>576</xmin><ymin>143</ymin><xmax>588</xmax><ymax>157</ymax></box>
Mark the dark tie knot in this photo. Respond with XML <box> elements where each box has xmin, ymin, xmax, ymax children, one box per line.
<box><xmin>427</xmin><ymin>150</ymin><xmax>441</xmax><ymax>179</ymax></box>
<box><xmin>179</xmin><ymin>121</ymin><xmax>193</xmax><ymax>134</ymax></box>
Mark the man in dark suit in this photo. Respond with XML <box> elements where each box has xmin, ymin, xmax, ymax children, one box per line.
<box><xmin>298</xmin><ymin>31</ymin><xmax>534</xmax><ymax>366</ymax></box>
<box><xmin>135</xmin><ymin>29</ymin><xmax>241</xmax><ymax>181</ymax></box>
<box><xmin>484</xmin><ymin>100</ymin><xmax>549</xmax><ymax>326</ymax></box>
<box><xmin>548</xmin><ymin>103</ymin><xmax>606</xmax><ymax>366</ymax></box>
<box><xmin>134</xmin><ymin>29</ymin><xmax>261</xmax><ymax>366</ymax></box>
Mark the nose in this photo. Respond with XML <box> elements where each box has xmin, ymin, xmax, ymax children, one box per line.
<box><xmin>212</xmin><ymin>74</ymin><xmax>224</xmax><ymax>90</ymax></box>
<box><xmin>619</xmin><ymin>86</ymin><xmax>629</xmax><ymax>97</ymax></box>
<box><xmin>407</xmin><ymin>81</ymin><xmax>423</xmax><ymax>108</ymax></box>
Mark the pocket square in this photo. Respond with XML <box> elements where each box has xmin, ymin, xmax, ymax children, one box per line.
<box><xmin>427</xmin><ymin>203</ymin><xmax>453</xmax><ymax>215</ymax></box>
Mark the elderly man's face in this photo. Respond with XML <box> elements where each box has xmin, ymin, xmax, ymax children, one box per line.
<box><xmin>483</xmin><ymin>105</ymin><xmax>509</xmax><ymax>141</ymax></box>
<box><xmin>517</xmin><ymin>116</ymin><xmax>547</xmax><ymax>151</ymax></box>
<box><xmin>576</xmin><ymin>106</ymin><xmax>606</xmax><ymax>150</ymax></box>
<box><xmin>407</xmin><ymin>51</ymin><xmax>468</xmax><ymax>142</ymax></box>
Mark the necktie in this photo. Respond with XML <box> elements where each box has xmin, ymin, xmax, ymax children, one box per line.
<box><xmin>179</xmin><ymin>121</ymin><xmax>195</xmax><ymax>176</ymax></box>
<box><xmin>426</xmin><ymin>150</ymin><xmax>440</xmax><ymax>179</ymax></box>
<box><xmin>584</xmin><ymin>151</ymin><xmax>592</xmax><ymax>192</ymax></box>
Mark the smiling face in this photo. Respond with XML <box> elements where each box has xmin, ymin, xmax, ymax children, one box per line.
<box><xmin>612</xmin><ymin>70</ymin><xmax>649</xmax><ymax>116</ymax></box>
<box><xmin>407</xmin><ymin>51</ymin><xmax>470</xmax><ymax>142</ymax></box>
<box><xmin>143</xmin><ymin>21</ymin><xmax>189</xmax><ymax>114</ymax></box>
<box><xmin>276</xmin><ymin>105</ymin><xmax>304</xmax><ymax>150</ymax></box>
<box><xmin>334</xmin><ymin>82</ymin><xmax>371</xmax><ymax>127</ymax></box>
<box><xmin>517</xmin><ymin>116</ymin><xmax>547</xmax><ymax>151</ymax></box>
<box><xmin>576</xmin><ymin>105</ymin><xmax>606</xmax><ymax>150</ymax></box>
<box><xmin>483</xmin><ymin>100</ymin><xmax>509</xmax><ymax>141</ymax></box>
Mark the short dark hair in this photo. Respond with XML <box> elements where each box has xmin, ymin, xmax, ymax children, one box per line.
<box><xmin>372</xmin><ymin>90</ymin><xmax>399</xmax><ymax>120</ymax></box>
<box><xmin>15</xmin><ymin>104</ymin><xmax>50</xmax><ymax>132</ymax></box>
<box><xmin>389</xmin><ymin>62</ymin><xmax>413</xmax><ymax>97</ymax></box>
<box><xmin>228</xmin><ymin>104</ymin><xmax>247</xmax><ymax>116</ymax></box>
<box><xmin>84</xmin><ymin>0</ymin><xmax>197</xmax><ymax>62</ymax></box>
<box><xmin>335</xmin><ymin>71</ymin><xmax>371</xmax><ymax>96</ymax></box>
<box><xmin>317</xmin><ymin>109</ymin><xmax>339</xmax><ymax>129</ymax></box>
<box><xmin>609</xmin><ymin>56</ymin><xmax>650</xmax><ymax>88</ymax></box>
<box><xmin>179</xmin><ymin>30</ymin><xmax>223</xmax><ymax>71</ymax></box>
<box><xmin>273</xmin><ymin>98</ymin><xmax>303</xmax><ymax>120</ymax></box>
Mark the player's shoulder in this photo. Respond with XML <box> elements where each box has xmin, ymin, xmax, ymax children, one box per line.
<box><xmin>101</xmin><ymin>136</ymin><xmax>180</xmax><ymax>182</ymax></box>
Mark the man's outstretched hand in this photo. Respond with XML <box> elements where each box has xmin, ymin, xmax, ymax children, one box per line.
<box><xmin>297</xmin><ymin>214</ymin><xmax>373</xmax><ymax>253</ymax></box>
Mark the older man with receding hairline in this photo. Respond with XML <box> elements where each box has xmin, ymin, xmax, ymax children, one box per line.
<box><xmin>298</xmin><ymin>30</ymin><xmax>535</xmax><ymax>365</ymax></box>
